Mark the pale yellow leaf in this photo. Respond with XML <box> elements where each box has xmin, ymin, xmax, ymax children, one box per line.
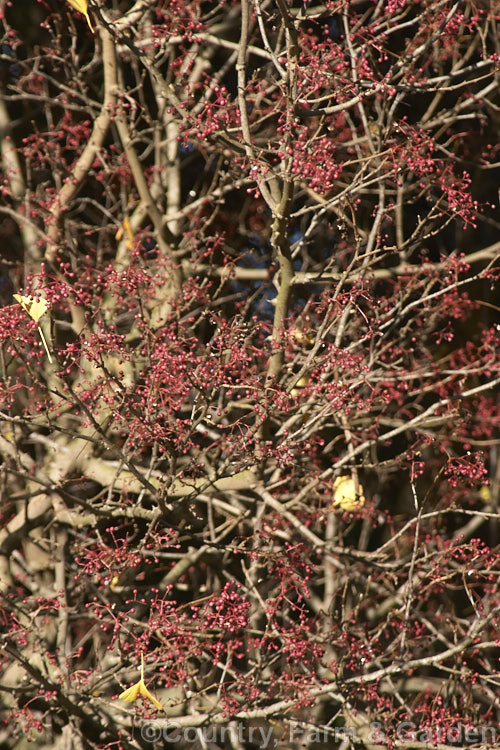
<box><xmin>332</xmin><ymin>476</ymin><xmax>365</xmax><ymax>511</ymax></box>
<box><xmin>14</xmin><ymin>293</ymin><xmax>53</xmax><ymax>363</ymax></box>
<box><xmin>66</xmin><ymin>0</ymin><xmax>94</xmax><ymax>31</ymax></box>
<box><xmin>13</xmin><ymin>294</ymin><xmax>49</xmax><ymax>322</ymax></box>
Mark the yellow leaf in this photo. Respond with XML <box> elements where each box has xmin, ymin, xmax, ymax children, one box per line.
<box><xmin>290</xmin><ymin>373</ymin><xmax>312</xmax><ymax>399</ymax></box>
<box><xmin>290</xmin><ymin>328</ymin><xmax>315</xmax><ymax>346</ymax></box>
<box><xmin>123</xmin><ymin>216</ymin><xmax>134</xmax><ymax>250</ymax></box>
<box><xmin>13</xmin><ymin>294</ymin><xmax>49</xmax><ymax>322</ymax></box>
<box><xmin>118</xmin><ymin>682</ymin><xmax>142</xmax><ymax>703</ymax></box>
<box><xmin>479</xmin><ymin>485</ymin><xmax>491</xmax><ymax>503</ymax></box>
<box><xmin>118</xmin><ymin>655</ymin><xmax>163</xmax><ymax>711</ymax></box>
<box><xmin>115</xmin><ymin>218</ymin><xmax>134</xmax><ymax>249</ymax></box>
<box><xmin>332</xmin><ymin>476</ymin><xmax>365</xmax><ymax>511</ymax></box>
<box><xmin>119</xmin><ymin>678</ymin><xmax>163</xmax><ymax>711</ymax></box>
<box><xmin>66</xmin><ymin>0</ymin><xmax>94</xmax><ymax>31</ymax></box>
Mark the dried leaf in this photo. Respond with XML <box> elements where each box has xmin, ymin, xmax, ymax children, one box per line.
<box><xmin>13</xmin><ymin>293</ymin><xmax>53</xmax><ymax>363</ymax></box>
<box><xmin>332</xmin><ymin>476</ymin><xmax>365</xmax><ymax>511</ymax></box>
<box><xmin>66</xmin><ymin>0</ymin><xmax>94</xmax><ymax>31</ymax></box>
